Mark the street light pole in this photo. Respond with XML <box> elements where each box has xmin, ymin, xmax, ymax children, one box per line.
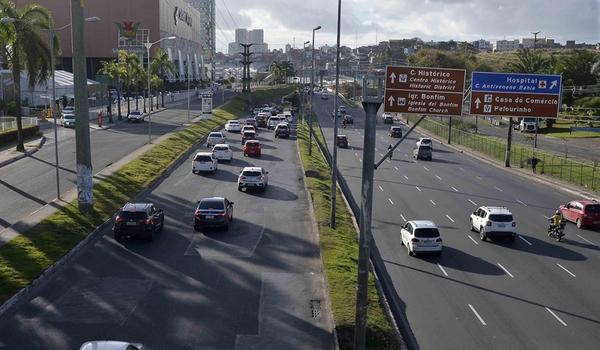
<box><xmin>309</xmin><ymin>26</ymin><xmax>321</xmax><ymax>157</ymax></box>
<box><xmin>48</xmin><ymin>21</ymin><xmax>60</xmax><ymax>200</ymax></box>
<box><xmin>300</xmin><ymin>40</ymin><xmax>309</xmax><ymax>123</ymax></box>
<box><xmin>145</xmin><ymin>36</ymin><xmax>176</xmax><ymax>144</ymax></box>
<box><xmin>187</xmin><ymin>53</ymin><xmax>191</xmax><ymax>123</ymax></box>
<box><xmin>330</xmin><ymin>0</ymin><xmax>341</xmax><ymax>229</ymax></box>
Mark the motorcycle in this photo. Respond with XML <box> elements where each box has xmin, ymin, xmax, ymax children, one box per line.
<box><xmin>547</xmin><ymin>220</ymin><xmax>566</xmax><ymax>241</ymax></box>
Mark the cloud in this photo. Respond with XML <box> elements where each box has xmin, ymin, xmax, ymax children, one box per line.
<box><xmin>214</xmin><ymin>0</ymin><xmax>599</xmax><ymax>51</ymax></box>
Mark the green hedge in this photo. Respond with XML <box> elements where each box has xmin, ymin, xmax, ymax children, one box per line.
<box><xmin>0</xmin><ymin>125</ymin><xmax>39</xmax><ymax>146</ymax></box>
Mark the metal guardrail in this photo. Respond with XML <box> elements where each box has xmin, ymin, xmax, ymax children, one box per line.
<box><xmin>310</xmin><ymin>119</ymin><xmax>417</xmax><ymax>350</ymax></box>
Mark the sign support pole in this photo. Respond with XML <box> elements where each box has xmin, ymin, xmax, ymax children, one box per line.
<box><xmin>505</xmin><ymin>117</ymin><xmax>513</xmax><ymax>167</ymax></box>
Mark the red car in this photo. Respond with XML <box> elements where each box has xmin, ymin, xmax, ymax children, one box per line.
<box><xmin>243</xmin><ymin>140</ymin><xmax>261</xmax><ymax>157</ymax></box>
<box><xmin>559</xmin><ymin>200</ymin><xmax>600</xmax><ymax>228</ymax></box>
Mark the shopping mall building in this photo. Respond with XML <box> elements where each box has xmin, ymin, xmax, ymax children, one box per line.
<box><xmin>13</xmin><ymin>0</ymin><xmax>215</xmax><ymax>82</ymax></box>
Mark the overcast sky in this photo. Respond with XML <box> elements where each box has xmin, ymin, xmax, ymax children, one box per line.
<box><xmin>214</xmin><ymin>0</ymin><xmax>599</xmax><ymax>52</ymax></box>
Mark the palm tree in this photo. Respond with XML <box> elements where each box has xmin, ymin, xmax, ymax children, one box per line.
<box><xmin>98</xmin><ymin>59</ymin><xmax>124</xmax><ymax>121</ymax></box>
<box><xmin>557</xmin><ymin>50</ymin><xmax>600</xmax><ymax>86</ymax></box>
<box><xmin>150</xmin><ymin>48</ymin><xmax>176</xmax><ymax>107</ymax></box>
<box><xmin>118</xmin><ymin>50</ymin><xmax>142</xmax><ymax>115</ymax></box>
<box><xmin>269</xmin><ymin>61</ymin><xmax>282</xmax><ymax>84</ymax></box>
<box><xmin>507</xmin><ymin>48</ymin><xmax>551</xmax><ymax>74</ymax></box>
<box><xmin>150</xmin><ymin>74</ymin><xmax>162</xmax><ymax>110</ymax></box>
<box><xmin>0</xmin><ymin>1</ymin><xmax>54</xmax><ymax>151</ymax></box>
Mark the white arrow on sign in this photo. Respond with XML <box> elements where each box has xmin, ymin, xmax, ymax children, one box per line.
<box><xmin>388</xmin><ymin>95</ymin><xmax>395</xmax><ymax>107</ymax></box>
<box><xmin>474</xmin><ymin>98</ymin><xmax>481</xmax><ymax>109</ymax></box>
<box><xmin>550</xmin><ymin>80</ymin><xmax>558</xmax><ymax>89</ymax></box>
<box><xmin>389</xmin><ymin>72</ymin><xmax>396</xmax><ymax>84</ymax></box>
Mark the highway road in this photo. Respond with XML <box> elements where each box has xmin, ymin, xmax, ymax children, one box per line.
<box><xmin>314</xmin><ymin>96</ymin><xmax>600</xmax><ymax>349</ymax></box>
<box><xmin>0</xmin><ymin>91</ymin><xmax>235</xmax><ymax>232</ymax></box>
<box><xmin>0</xmin><ymin>114</ymin><xmax>333</xmax><ymax>349</ymax></box>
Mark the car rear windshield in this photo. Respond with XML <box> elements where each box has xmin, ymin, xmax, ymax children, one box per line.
<box><xmin>278</xmin><ymin>125</ymin><xmax>288</xmax><ymax>129</ymax></box>
<box><xmin>121</xmin><ymin>211</ymin><xmax>147</xmax><ymax>220</ymax></box>
<box><xmin>242</xmin><ymin>171</ymin><xmax>262</xmax><ymax>177</ymax></box>
<box><xmin>214</xmin><ymin>146</ymin><xmax>228</xmax><ymax>151</ymax></box>
<box><xmin>489</xmin><ymin>214</ymin><xmax>513</xmax><ymax>222</ymax></box>
<box><xmin>209</xmin><ymin>133</ymin><xmax>222</xmax><ymax>137</ymax></box>
<box><xmin>584</xmin><ymin>204</ymin><xmax>600</xmax><ymax>214</ymax></box>
<box><xmin>414</xmin><ymin>228</ymin><xmax>440</xmax><ymax>238</ymax></box>
<box><xmin>194</xmin><ymin>155</ymin><xmax>213</xmax><ymax>162</ymax></box>
<box><xmin>198</xmin><ymin>200</ymin><xmax>224</xmax><ymax>210</ymax></box>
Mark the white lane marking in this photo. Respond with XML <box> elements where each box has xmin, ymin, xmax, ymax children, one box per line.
<box><xmin>468</xmin><ymin>304</ymin><xmax>487</xmax><ymax>326</ymax></box>
<box><xmin>494</xmin><ymin>186</ymin><xmax>504</xmax><ymax>192</ymax></box>
<box><xmin>394</xmin><ymin>166</ymin><xmax>399</xmax><ymax>171</ymax></box>
<box><xmin>423</xmin><ymin>166</ymin><xmax>430</xmax><ymax>171</ymax></box>
<box><xmin>459</xmin><ymin>167</ymin><xmax>466</xmax><ymax>172</ymax></box>
<box><xmin>388</xmin><ymin>198</ymin><xmax>394</xmax><ymax>205</ymax></box>
<box><xmin>375</xmin><ymin>147</ymin><xmax>378</xmax><ymax>151</ymax></box>
<box><xmin>468</xmin><ymin>235</ymin><xmax>479</xmax><ymax>245</ymax></box>
<box><xmin>518</xmin><ymin>235</ymin><xmax>533</xmax><ymax>246</ymax></box>
<box><xmin>415</xmin><ymin>186</ymin><xmax>422</xmax><ymax>192</ymax></box>
<box><xmin>437</xmin><ymin>263</ymin><xmax>449</xmax><ymax>277</ymax></box>
<box><xmin>476</xmin><ymin>176</ymin><xmax>483</xmax><ymax>180</ymax></box>
<box><xmin>516</xmin><ymin>199</ymin><xmax>528</xmax><ymax>206</ymax></box>
<box><xmin>386</xmin><ymin>159</ymin><xmax>391</xmax><ymax>163</ymax></box>
<box><xmin>497</xmin><ymin>263</ymin><xmax>515</xmax><ymax>278</ymax></box>
<box><xmin>378</xmin><ymin>185</ymin><xmax>384</xmax><ymax>192</ymax></box>
<box><xmin>446</xmin><ymin>215</ymin><xmax>455</xmax><ymax>223</ymax></box>
<box><xmin>468</xmin><ymin>199</ymin><xmax>478</xmax><ymax>206</ymax></box>
<box><xmin>359</xmin><ymin>158</ymin><xmax>362</xmax><ymax>163</ymax></box>
<box><xmin>435</xmin><ymin>175</ymin><xmax>442</xmax><ymax>180</ymax></box>
<box><xmin>543</xmin><ymin>215</ymin><xmax>551</xmax><ymax>220</ymax></box>
<box><xmin>576</xmin><ymin>234</ymin><xmax>595</xmax><ymax>245</ymax></box>
<box><xmin>545</xmin><ymin>307</ymin><xmax>568</xmax><ymax>326</ymax></box>
<box><xmin>451</xmin><ymin>186</ymin><xmax>459</xmax><ymax>192</ymax></box>
<box><xmin>430</xmin><ymin>199</ymin><xmax>437</xmax><ymax>206</ymax></box>
<box><xmin>380</xmin><ymin>153</ymin><xmax>384</xmax><ymax>157</ymax></box>
<box><xmin>400</xmin><ymin>214</ymin><xmax>406</xmax><ymax>221</ymax></box>
<box><xmin>355</xmin><ymin>152</ymin><xmax>358</xmax><ymax>157</ymax></box>
<box><xmin>404</xmin><ymin>175</ymin><xmax>409</xmax><ymax>180</ymax></box>
<box><xmin>556</xmin><ymin>263</ymin><xmax>576</xmax><ymax>278</ymax></box>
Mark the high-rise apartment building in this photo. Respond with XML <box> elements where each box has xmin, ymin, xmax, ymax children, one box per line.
<box><xmin>228</xmin><ymin>28</ymin><xmax>268</xmax><ymax>55</ymax></box>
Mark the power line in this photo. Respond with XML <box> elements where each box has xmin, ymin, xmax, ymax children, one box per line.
<box><xmin>219</xmin><ymin>0</ymin><xmax>240</xmax><ymax>29</ymax></box>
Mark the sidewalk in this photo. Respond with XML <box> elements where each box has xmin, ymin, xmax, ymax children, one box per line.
<box><xmin>0</xmin><ymin>136</ymin><xmax>46</xmax><ymax>168</ymax></box>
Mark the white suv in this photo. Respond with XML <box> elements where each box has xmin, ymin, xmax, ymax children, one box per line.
<box><xmin>416</xmin><ymin>137</ymin><xmax>433</xmax><ymax>149</ymax></box>
<box><xmin>207</xmin><ymin>132</ymin><xmax>225</xmax><ymax>147</ymax></box>
<box><xmin>212</xmin><ymin>144</ymin><xmax>233</xmax><ymax>161</ymax></box>
<box><xmin>225</xmin><ymin>120</ymin><xmax>241</xmax><ymax>132</ymax></box>
<box><xmin>192</xmin><ymin>152</ymin><xmax>218</xmax><ymax>174</ymax></box>
<box><xmin>470</xmin><ymin>206</ymin><xmax>516</xmax><ymax>242</ymax></box>
<box><xmin>401</xmin><ymin>220</ymin><xmax>442</xmax><ymax>256</ymax></box>
<box><xmin>238</xmin><ymin>167</ymin><xmax>269</xmax><ymax>192</ymax></box>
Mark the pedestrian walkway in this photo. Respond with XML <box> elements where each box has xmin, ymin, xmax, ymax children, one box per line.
<box><xmin>0</xmin><ymin>136</ymin><xmax>46</xmax><ymax>168</ymax></box>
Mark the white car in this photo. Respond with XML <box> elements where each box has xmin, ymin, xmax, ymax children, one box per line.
<box><xmin>267</xmin><ymin>116</ymin><xmax>285</xmax><ymax>129</ymax></box>
<box><xmin>192</xmin><ymin>152</ymin><xmax>218</xmax><ymax>174</ymax></box>
<box><xmin>416</xmin><ymin>137</ymin><xmax>433</xmax><ymax>149</ymax></box>
<box><xmin>225</xmin><ymin>120</ymin><xmax>242</xmax><ymax>132</ymax></box>
<box><xmin>79</xmin><ymin>341</ymin><xmax>144</xmax><ymax>350</ymax></box>
<box><xmin>241</xmin><ymin>125</ymin><xmax>257</xmax><ymax>135</ymax></box>
<box><xmin>207</xmin><ymin>131</ymin><xmax>225</xmax><ymax>147</ymax></box>
<box><xmin>61</xmin><ymin>106</ymin><xmax>75</xmax><ymax>117</ymax></box>
<box><xmin>60</xmin><ymin>113</ymin><xmax>76</xmax><ymax>128</ymax></box>
<box><xmin>212</xmin><ymin>143</ymin><xmax>233</xmax><ymax>161</ymax></box>
<box><xmin>238</xmin><ymin>167</ymin><xmax>269</xmax><ymax>192</ymax></box>
<box><xmin>401</xmin><ymin>220</ymin><xmax>443</xmax><ymax>256</ymax></box>
<box><xmin>470</xmin><ymin>206</ymin><xmax>517</xmax><ymax>242</ymax></box>
<box><xmin>127</xmin><ymin>110</ymin><xmax>145</xmax><ymax>122</ymax></box>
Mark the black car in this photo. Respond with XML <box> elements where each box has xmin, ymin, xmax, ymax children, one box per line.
<box><xmin>194</xmin><ymin>197</ymin><xmax>234</xmax><ymax>230</ymax></box>
<box><xmin>336</xmin><ymin>135</ymin><xmax>348</xmax><ymax>148</ymax></box>
<box><xmin>245</xmin><ymin>118</ymin><xmax>257</xmax><ymax>127</ymax></box>
<box><xmin>343</xmin><ymin>115</ymin><xmax>354</xmax><ymax>124</ymax></box>
<box><xmin>113</xmin><ymin>203</ymin><xmax>164</xmax><ymax>242</ymax></box>
<box><xmin>255</xmin><ymin>114</ymin><xmax>268</xmax><ymax>127</ymax></box>
<box><xmin>274</xmin><ymin>124</ymin><xmax>290</xmax><ymax>138</ymax></box>
<box><xmin>383</xmin><ymin>115</ymin><xmax>394</xmax><ymax>124</ymax></box>
<box><xmin>389</xmin><ymin>126</ymin><xmax>402</xmax><ymax>138</ymax></box>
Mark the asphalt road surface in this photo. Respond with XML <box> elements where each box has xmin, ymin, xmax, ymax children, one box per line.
<box><xmin>0</xmin><ymin>91</ymin><xmax>235</xmax><ymax>231</ymax></box>
<box><xmin>315</xmin><ymin>97</ymin><xmax>600</xmax><ymax>350</ymax></box>
<box><xmin>0</xmin><ymin>116</ymin><xmax>333</xmax><ymax>349</ymax></box>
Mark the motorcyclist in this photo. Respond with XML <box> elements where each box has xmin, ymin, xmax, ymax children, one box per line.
<box><xmin>387</xmin><ymin>144</ymin><xmax>393</xmax><ymax>159</ymax></box>
<box><xmin>549</xmin><ymin>210</ymin><xmax>562</xmax><ymax>231</ymax></box>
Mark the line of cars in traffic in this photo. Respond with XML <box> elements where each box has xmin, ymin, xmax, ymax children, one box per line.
<box><xmin>113</xmin><ymin>103</ymin><xmax>293</xmax><ymax>241</ymax></box>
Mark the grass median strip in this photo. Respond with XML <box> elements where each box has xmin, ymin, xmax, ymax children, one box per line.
<box><xmin>0</xmin><ymin>86</ymin><xmax>293</xmax><ymax>304</ymax></box>
<box><xmin>297</xmin><ymin>123</ymin><xmax>399</xmax><ymax>349</ymax></box>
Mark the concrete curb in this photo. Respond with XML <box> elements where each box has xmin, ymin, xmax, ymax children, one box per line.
<box><xmin>399</xmin><ymin>116</ymin><xmax>600</xmax><ymax>200</ymax></box>
<box><xmin>0</xmin><ymin>120</ymin><xmax>224</xmax><ymax>322</ymax></box>
<box><xmin>295</xmin><ymin>133</ymin><xmax>339</xmax><ymax>350</ymax></box>
<box><xmin>0</xmin><ymin>136</ymin><xmax>46</xmax><ymax>168</ymax></box>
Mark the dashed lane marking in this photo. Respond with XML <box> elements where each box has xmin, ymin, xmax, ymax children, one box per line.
<box><xmin>415</xmin><ymin>186</ymin><xmax>421</xmax><ymax>192</ymax></box>
<box><xmin>576</xmin><ymin>234</ymin><xmax>595</xmax><ymax>245</ymax></box>
<box><xmin>468</xmin><ymin>199</ymin><xmax>478</xmax><ymax>206</ymax></box>
<box><xmin>437</xmin><ymin>263</ymin><xmax>449</xmax><ymax>277</ymax></box>
<box><xmin>557</xmin><ymin>263</ymin><xmax>576</xmax><ymax>278</ymax></box>
<box><xmin>430</xmin><ymin>200</ymin><xmax>437</xmax><ymax>206</ymax></box>
<box><xmin>545</xmin><ymin>307</ymin><xmax>568</xmax><ymax>326</ymax></box>
<box><xmin>468</xmin><ymin>304</ymin><xmax>487</xmax><ymax>326</ymax></box>
<box><xmin>497</xmin><ymin>263</ymin><xmax>515</xmax><ymax>278</ymax></box>
<box><xmin>468</xmin><ymin>235</ymin><xmax>479</xmax><ymax>245</ymax></box>
<box><xmin>378</xmin><ymin>185</ymin><xmax>384</xmax><ymax>192</ymax></box>
<box><xmin>388</xmin><ymin>198</ymin><xmax>394</xmax><ymax>205</ymax></box>
<box><xmin>445</xmin><ymin>215</ymin><xmax>455</xmax><ymax>223</ymax></box>
<box><xmin>518</xmin><ymin>235</ymin><xmax>533</xmax><ymax>246</ymax></box>
<box><xmin>451</xmin><ymin>186</ymin><xmax>459</xmax><ymax>192</ymax></box>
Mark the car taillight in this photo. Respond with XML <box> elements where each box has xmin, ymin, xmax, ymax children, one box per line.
<box><xmin>240</xmin><ymin>176</ymin><xmax>246</xmax><ymax>180</ymax></box>
<box><xmin>435</xmin><ymin>238</ymin><xmax>443</xmax><ymax>242</ymax></box>
<box><xmin>512</xmin><ymin>222</ymin><xmax>516</xmax><ymax>227</ymax></box>
<box><xmin>259</xmin><ymin>176</ymin><xmax>264</xmax><ymax>181</ymax></box>
<box><xmin>143</xmin><ymin>219</ymin><xmax>153</xmax><ymax>225</ymax></box>
<box><xmin>411</xmin><ymin>238</ymin><xmax>420</xmax><ymax>242</ymax></box>
<box><xmin>115</xmin><ymin>215</ymin><xmax>124</xmax><ymax>224</ymax></box>
<box><xmin>194</xmin><ymin>210</ymin><xmax>201</xmax><ymax>217</ymax></box>
<box><xmin>486</xmin><ymin>221</ymin><xmax>492</xmax><ymax>226</ymax></box>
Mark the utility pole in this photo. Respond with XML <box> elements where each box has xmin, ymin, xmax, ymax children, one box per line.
<box><xmin>505</xmin><ymin>118</ymin><xmax>513</xmax><ymax>167</ymax></box>
<box><xmin>310</xmin><ymin>27</ymin><xmax>321</xmax><ymax>156</ymax></box>
<box><xmin>532</xmin><ymin>31</ymin><xmax>540</xmax><ymax>50</ymax></box>
<box><xmin>70</xmin><ymin>0</ymin><xmax>93</xmax><ymax>212</ymax></box>
<box><xmin>532</xmin><ymin>31</ymin><xmax>540</xmax><ymax>148</ymax></box>
<box><xmin>300</xmin><ymin>40</ymin><xmax>310</xmax><ymax>124</ymax></box>
<box><xmin>330</xmin><ymin>0</ymin><xmax>342</xmax><ymax>229</ymax></box>
<box><xmin>448</xmin><ymin>117</ymin><xmax>452</xmax><ymax>144</ymax></box>
<box><xmin>354</xmin><ymin>77</ymin><xmax>383</xmax><ymax>350</ymax></box>
<box><xmin>239</xmin><ymin>43</ymin><xmax>253</xmax><ymax>109</ymax></box>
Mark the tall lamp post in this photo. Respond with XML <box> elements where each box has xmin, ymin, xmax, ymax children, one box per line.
<box><xmin>309</xmin><ymin>26</ymin><xmax>321</xmax><ymax>156</ymax></box>
<box><xmin>300</xmin><ymin>40</ymin><xmax>310</xmax><ymax>122</ymax></box>
<box><xmin>330</xmin><ymin>0</ymin><xmax>342</xmax><ymax>229</ymax></box>
<box><xmin>144</xmin><ymin>36</ymin><xmax>176</xmax><ymax>144</ymax></box>
<box><xmin>0</xmin><ymin>15</ymin><xmax>100</xmax><ymax>202</ymax></box>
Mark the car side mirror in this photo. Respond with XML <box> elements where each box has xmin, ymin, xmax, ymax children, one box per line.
<box><xmin>473</xmin><ymin>211</ymin><xmax>477</xmax><ymax>215</ymax></box>
<box><xmin>230</xmin><ymin>202</ymin><xmax>234</xmax><ymax>206</ymax></box>
<box><xmin>266</xmin><ymin>171</ymin><xmax>269</xmax><ymax>174</ymax></box>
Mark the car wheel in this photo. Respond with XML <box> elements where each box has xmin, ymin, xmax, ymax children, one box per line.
<box><xmin>479</xmin><ymin>227</ymin><xmax>486</xmax><ymax>241</ymax></box>
<box><xmin>193</xmin><ymin>225</ymin><xmax>200</xmax><ymax>232</ymax></box>
<box><xmin>114</xmin><ymin>234</ymin><xmax>124</xmax><ymax>243</ymax></box>
<box><xmin>509</xmin><ymin>235</ymin><xmax>516</xmax><ymax>242</ymax></box>
<box><xmin>244</xmin><ymin>153</ymin><xmax>247</xmax><ymax>157</ymax></box>
<box><xmin>159</xmin><ymin>220</ymin><xmax>164</xmax><ymax>232</ymax></box>
<box><xmin>192</xmin><ymin>170</ymin><xmax>196</xmax><ymax>174</ymax></box>
<box><xmin>223</xmin><ymin>224</ymin><xmax>229</xmax><ymax>231</ymax></box>
<box><xmin>576</xmin><ymin>219</ymin><xmax>583</xmax><ymax>229</ymax></box>
<box><xmin>146</xmin><ymin>228</ymin><xmax>155</xmax><ymax>242</ymax></box>
<box><xmin>238</xmin><ymin>185</ymin><xmax>243</xmax><ymax>191</ymax></box>
<box><xmin>436</xmin><ymin>250</ymin><xmax>442</xmax><ymax>256</ymax></box>
<box><xmin>469</xmin><ymin>219</ymin><xmax>475</xmax><ymax>232</ymax></box>
<box><xmin>408</xmin><ymin>245</ymin><xmax>414</xmax><ymax>256</ymax></box>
